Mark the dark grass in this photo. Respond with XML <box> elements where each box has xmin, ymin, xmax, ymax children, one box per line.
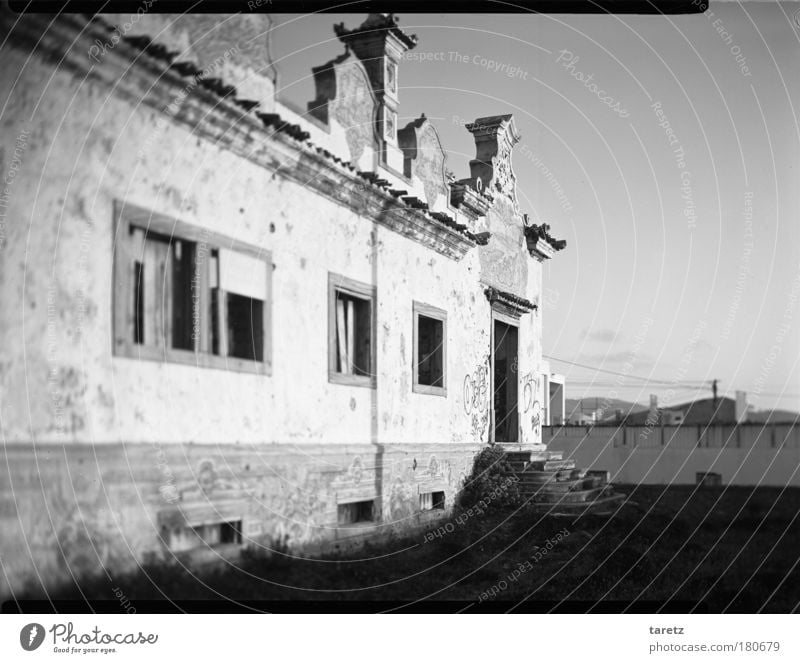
<box><xmin>25</xmin><ymin>485</ymin><xmax>800</xmax><ymax>612</ymax></box>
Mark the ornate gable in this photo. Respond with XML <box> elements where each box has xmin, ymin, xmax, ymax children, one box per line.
<box><xmin>308</xmin><ymin>52</ymin><xmax>378</xmax><ymax>170</ymax></box>
<box><xmin>465</xmin><ymin>115</ymin><xmax>521</xmax><ymax>211</ymax></box>
<box><xmin>398</xmin><ymin>115</ymin><xmax>450</xmax><ymax>212</ymax></box>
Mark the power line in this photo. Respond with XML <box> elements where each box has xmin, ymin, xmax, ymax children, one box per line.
<box><xmin>545</xmin><ymin>355</ymin><xmax>800</xmax><ymax>403</ymax></box>
<box><xmin>543</xmin><ymin>354</ymin><xmax>709</xmax><ymax>387</ymax></box>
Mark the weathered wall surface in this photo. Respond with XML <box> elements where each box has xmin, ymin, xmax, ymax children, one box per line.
<box><xmin>0</xmin><ymin>441</ymin><xmax>483</xmax><ymax>598</ymax></box>
<box><xmin>0</xmin><ymin>45</ymin><xmax>493</xmax><ymax>448</ymax></box>
<box><xmin>0</xmin><ymin>14</ymin><xmax>550</xmax><ymax>599</ymax></box>
<box><xmin>545</xmin><ymin>424</ymin><xmax>800</xmax><ymax>486</ymax></box>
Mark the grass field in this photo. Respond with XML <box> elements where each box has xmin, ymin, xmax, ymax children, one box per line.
<box><xmin>43</xmin><ymin>485</ymin><xmax>800</xmax><ymax>612</ymax></box>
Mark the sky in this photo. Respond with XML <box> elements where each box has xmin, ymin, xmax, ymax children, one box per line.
<box><xmin>268</xmin><ymin>2</ymin><xmax>800</xmax><ymax>412</ymax></box>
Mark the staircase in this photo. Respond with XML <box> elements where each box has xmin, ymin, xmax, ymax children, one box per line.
<box><xmin>501</xmin><ymin>448</ymin><xmax>626</xmax><ymax>516</ymax></box>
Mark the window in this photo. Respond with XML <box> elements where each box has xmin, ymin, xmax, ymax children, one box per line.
<box><xmin>209</xmin><ymin>248</ymin><xmax>267</xmax><ymax>362</ymax></box>
<box><xmin>113</xmin><ymin>202</ymin><xmax>271</xmax><ymax>373</ymax></box>
<box><xmin>420</xmin><ymin>491</ymin><xmax>445</xmax><ymax>511</ymax></box>
<box><xmin>128</xmin><ymin>228</ymin><xmax>196</xmax><ymax>351</ymax></box>
<box><xmin>413</xmin><ymin>301</ymin><xmax>447</xmax><ymax>396</ymax></box>
<box><xmin>337</xmin><ymin>499</ymin><xmax>375</xmax><ymax>525</ymax></box>
<box><xmin>328</xmin><ymin>273</ymin><xmax>376</xmax><ymax>387</ymax></box>
<box><xmin>193</xmin><ymin>520</ymin><xmax>243</xmax><ymax>546</ymax></box>
<box><xmin>160</xmin><ymin>520</ymin><xmax>243</xmax><ymax>552</ymax></box>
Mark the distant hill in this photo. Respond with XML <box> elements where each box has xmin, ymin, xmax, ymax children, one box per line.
<box><xmin>586</xmin><ymin>395</ymin><xmax>800</xmax><ymax>426</ymax></box>
<box><xmin>565</xmin><ymin>397</ymin><xmax>648</xmax><ymax>421</ymax></box>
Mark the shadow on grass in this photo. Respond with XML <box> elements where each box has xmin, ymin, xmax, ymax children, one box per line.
<box><xmin>13</xmin><ymin>485</ymin><xmax>800</xmax><ymax>613</ymax></box>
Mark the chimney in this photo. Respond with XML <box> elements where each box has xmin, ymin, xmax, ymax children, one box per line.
<box><xmin>735</xmin><ymin>390</ymin><xmax>748</xmax><ymax>423</ymax></box>
<box><xmin>649</xmin><ymin>394</ymin><xmax>658</xmax><ymax>423</ymax></box>
<box><xmin>334</xmin><ymin>14</ymin><xmax>418</xmax><ymax>171</ymax></box>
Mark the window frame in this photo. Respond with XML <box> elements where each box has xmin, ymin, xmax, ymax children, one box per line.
<box><xmin>327</xmin><ymin>272</ymin><xmax>377</xmax><ymax>388</ymax></box>
<box><xmin>419</xmin><ymin>490</ymin><xmax>446</xmax><ymax>511</ymax></box>
<box><xmin>336</xmin><ymin>499</ymin><xmax>376</xmax><ymax>526</ymax></box>
<box><xmin>412</xmin><ymin>301</ymin><xmax>447</xmax><ymax>397</ymax></box>
<box><xmin>113</xmin><ymin>201</ymin><xmax>272</xmax><ymax>375</ymax></box>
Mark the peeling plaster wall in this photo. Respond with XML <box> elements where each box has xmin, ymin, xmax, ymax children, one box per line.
<box><xmin>0</xmin><ymin>441</ymin><xmax>485</xmax><ymax>598</ymax></box>
<box><xmin>521</xmin><ymin>252</ymin><xmax>546</xmax><ymax>446</ymax></box>
<box><xmin>477</xmin><ymin>195</ymin><xmax>545</xmax><ymax>446</ymax></box>
<box><xmin>0</xmin><ymin>47</ymin><xmax>493</xmax><ymax>447</ymax></box>
<box><xmin>0</xmin><ymin>18</ymin><xmax>550</xmax><ymax>598</ymax></box>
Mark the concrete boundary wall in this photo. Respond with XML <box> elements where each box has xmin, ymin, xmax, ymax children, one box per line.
<box><xmin>544</xmin><ymin>424</ymin><xmax>800</xmax><ymax>487</ymax></box>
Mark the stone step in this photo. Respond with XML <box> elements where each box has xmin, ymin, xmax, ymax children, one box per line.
<box><xmin>507</xmin><ymin>458</ymin><xmax>567</xmax><ymax>472</ymax></box>
<box><xmin>526</xmin><ymin>459</ymin><xmax>576</xmax><ymax>472</ymax></box>
<box><xmin>498</xmin><ymin>449</ymin><xmax>624</xmax><ymax>518</ymax></box>
<box><xmin>529</xmin><ymin>491</ymin><xmax>626</xmax><ymax>516</ymax></box>
<box><xmin>515</xmin><ymin>468</ymin><xmax>584</xmax><ymax>482</ymax></box>
<box><xmin>500</xmin><ymin>450</ymin><xmax>563</xmax><ymax>462</ymax></box>
<box><xmin>514</xmin><ymin>470</ymin><xmax>559</xmax><ymax>482</ymax></box>
<box><xmin>529</xmin><ymin>450</ymin><xmax>565</xmax><ymax>462</ymax></box>
<box><xmin>518</xmin><ymin>476</ymin><xmax>604</xmax><ymax>494</ymax></box>
<box><xmin>501</xmin><ymin>451</ymin><xmax>533</xmax><ymax>461</ymax></box>
<box><xmin>531</xmin><ymin>485</ymin><xmax>610</xmax><ymax>504</ymax></box>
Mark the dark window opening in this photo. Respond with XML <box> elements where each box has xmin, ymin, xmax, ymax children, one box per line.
<box><xmin>337</xmin><ymin>500</ymin><xmax>375</xmax><ymax>525</ymax></box>
<box><xmin>226</xmin><ymin>293</ymin><xmax>264</xmax><ymax>361</ymax></box>
<box><xmin>210</xmin><ymin>288</ymin><xmax>220</xmax><ymax>356</ymax></box>
<box><xmin>131</xmin><ymin>228</ymin><xmax>196</xmax><ymax>352</ymax></box>
<box><xmin>420</xmin><ymin>491</ymin><xmax>446</xmax><ymax>511</ymax></box>
<box><xmin>170</xmin><ymin>239</ymin><xmax>195</xmax><ymax>351</ymax></box>
<box><xmin>493</xmin><ymin>320</ymin><xmax>519</xmax><ymax>443</ymax></box>
<box><xmin>209</xmin><ymin>249</ymin><xmax>220</xmax><ymax>356</ymax></box>
<box><xmin>190</xmin><ymin>520</ymin><xmax>243</xmax><ymax>547</ymax></box>
<box><xmin>133</xmin><ymin>261</ymin><xmax>144</xmax><ymax>344</ymax></box>
<box><xmin>219</xmin><ymin>520</ymin><xmax>243</xmax><ymax>544</ymax></box>
<box><xmin>417</xmin><ymin>314</ymin><xmax>444</xmax><ymax>387</ymax></box>
<box><xmin>334</xmin><ymin>292</ymin><xmax>372</xmax><ymax>377</ymax></box>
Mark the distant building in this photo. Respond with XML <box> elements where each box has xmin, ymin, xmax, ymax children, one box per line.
<box><xmin>625</xmin><ymin>396</ymin><xmax>738</xmax><ymax>426</ymax></box>
<box><xmin>568</xmin><ymin>411</ymin><xmax>596</xmax><ymax>426</ymax></box>
<box><xmin>540</xmin><ymin>362</ymin><xmax>565</xmax><ymax>426</ymax></box>
<box><xmin>661</xmin><ymin>410</ymin><xmax>685</xmax><ymax>426</ymax></box>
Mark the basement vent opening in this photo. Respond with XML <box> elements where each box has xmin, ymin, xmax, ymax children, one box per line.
<box><xmin>337</xmin><ymin>499</ymin><xmax>375</xmax><ymax>525</ymax></box>
<box><xmin>193</xmin><ymin>520</ymin><xmax>243</xmax><ymax>546</ymax></box>
<box><xmin>162</xmin><ymin>519</ymin><xmax>243</xmax><ymax>552</ymax></box>
<box><xmin>420</xmin><ymin>491</ymin><xmax>445</xmax><ymax>511</ymax></box>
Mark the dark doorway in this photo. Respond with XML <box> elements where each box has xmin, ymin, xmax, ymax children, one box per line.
<box><xmin>493</xmin><ymin>319</ymin><xmax>519</xmax><ymax>442</ymax></box>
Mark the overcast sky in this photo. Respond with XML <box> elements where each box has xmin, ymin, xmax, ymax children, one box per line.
<box><xmin>269</xmin><ymin>2</ymin><xmax>800</xmax><ymax>412</ymax></box>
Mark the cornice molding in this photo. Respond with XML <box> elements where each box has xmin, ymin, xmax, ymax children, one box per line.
<box><xmin>524</xmin><ymin>223</ymin><xmax>566</xmax><ymax>261</ymax></box>
<box><xmin>485</xmin><ymin>287</ymin><xmax>537</xmax><ymax>319</ymax></box>
<box><xmin>3</xmin><ymin>13</ymin><xmax>476</xmax><ymax>260</ymax></box>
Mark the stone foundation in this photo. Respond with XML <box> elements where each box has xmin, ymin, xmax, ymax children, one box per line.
<box><xmin>0</xmin><ymin>441</ymin><xmax>485</xmax><ymax>599</ymax></box>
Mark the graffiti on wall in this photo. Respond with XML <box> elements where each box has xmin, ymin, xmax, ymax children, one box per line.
<box><xmin>463</xmin><ymin>355</ymin><xmax>490</xmax><ymax>440</ymax></box>
<box><xmin>521</xmin><ymin>372</ymin><xmax>542</xmax><ymax>440</ymax></box>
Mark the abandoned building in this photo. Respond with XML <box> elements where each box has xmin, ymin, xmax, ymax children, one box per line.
<box><xmin>0</xmin><ymin>11</ymin><xmax>587</xmax><ymax>598</ymax></box>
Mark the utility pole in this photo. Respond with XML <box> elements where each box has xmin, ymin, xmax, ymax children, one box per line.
<box><xmin>711</xmin><ymin>379</ymin><xmax>719</xmax><ymax>425</ymax></box>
